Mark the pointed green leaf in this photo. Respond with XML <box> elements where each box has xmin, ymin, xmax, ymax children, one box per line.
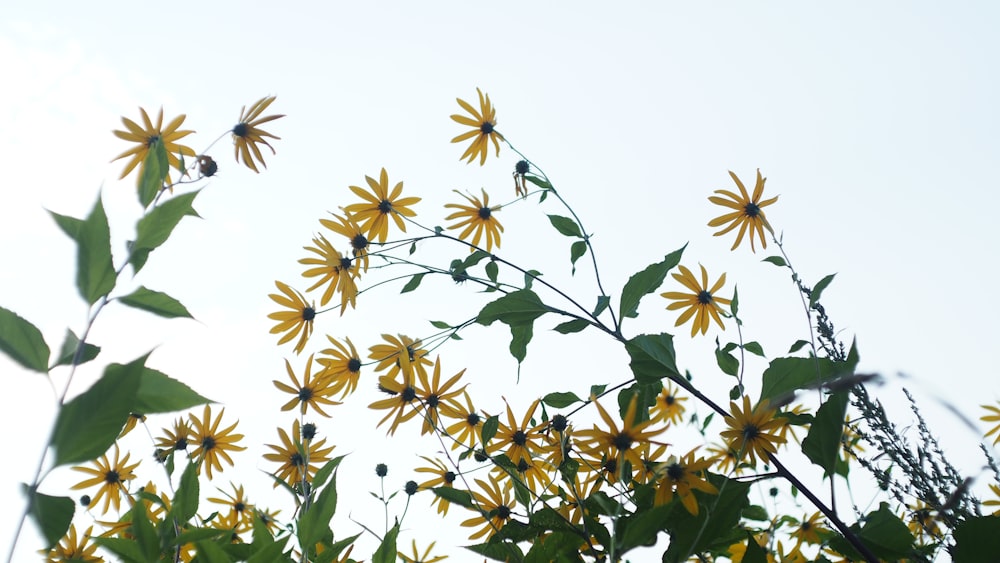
<box><xmin>432</xmin><ymin>487</ymin><xmax>474</xmax><ymax>509</ymax></box>
<box><xmin>856</xmin><ymin>503</ymin><xmax>914</xmax><ymax>558</ymax></box>
<box><xmin>130</xmin><ymin>495</ymin><xmax>159</xmax><ymax>561</ymax></box>
<box><xmin>618</xmin><ymin>245</ymin><xmax>686</xmax><ymax>320</ymax></box>
<box><xmin>400</xmin><ymin>273</ymin><xmax>425</xmax><ymax>293</ymax></box>
<box><xmin>118</xmin><ymin>286</ymin><xmax>193</xmax><ymax>319</ymax></box>
<box><xmin>715</xmin><ymin>339</ymin><xmax>739</xmax><ymax>377</ymax></box>
<box><xmin>481</xmin><ymin>415</ymin><xmax>500</xmax><ymax>445</ymax></box>
<box><xmin>76</xmin><ymin>195</ymin><xmax>117</xmax><ymax>304</ymax></box>
<box><xmin>26</xmin><ymin>488</ymin><xmax>74</xmax><ymax>549</ymax></box>
<box><xmin>524</xmin><ymin>175</ymin><xmax>551</xmax><ymax>190</ymax></box>
<box><xmin>138</xmin><ymin>138</ymin><xmax>169</xmax><ymax>208</ymax></box>
<box><xmin>429</xmin><ymin>320</ymin><xmax>450</xmax><ymax>329</ymax></box>
<box><xmin>130</xmin><ymin>190</ymin><xmax>201</xmax><ymax>273</ymax></box>
<box><xmin>509</xmin><ymin>323</ymin><xmax>533</xmax><ymax>363</ymax></box>
<box><xmin>49</xmin><ymin>211</ymin><xmax>83</xmax><ymax>240</ymax></box>
<box><xmin>570</xmin><ymin>240</ymin><xmax>587</xmax><ymax>274</ymax></box>
<box><xmin>788</xmin><ymin>339</ymin><xmax>810</xmax><ymax>353</ymax></box>
<box><xmin>0</xmin><ymin>306</ymin><xmax>50</xmax><ymax>373</ymax></box>
<box><xmin>810</xmin><ymin>274</ymin><xmax>837</xmax><ymax>307</ymax></box>
<box><xmin>762</xmin><ymin>255</ymin><xmax>787</xmax><ymax>267</ymax></box>
<box><xmin>298</xmin><ymin>466</ymin><xmax>339</xmax><ymax>548</ymax></box>
<box><xmin>552</xmin><ymin>318</ymin><xmax>588</xmax><ymax>334</ymax></box>
<box><xmin>485</xmin><ymin>260</ymin><xmax>499</xmax><ymax>283</ymax></box>
<box><xmin>172</xmin><ymin>462</ymin><xmax>200</xmax><ymax>523</ymax></box>
<box><xmin>53</xmin><ymin>329</ymin><xmax>100</xmax><ymax>368</ymax></box>
<box><xmin>743</xmin><ymin>341</ymin><xmax>765</xmax><ymax>357</ymax></box>
<box><xmin>802</xmin><ymin>391</ymin><xmax>849</xmax><ymax>476</ymax></box>
<box><xmin>312</xmin><ymin>455</ymin><xmax>345</xmax><ymax>490</ymax></box>
<box><xmin>547</xmin><ymin>214</ymin><xmax>582</xmax><ymax>238</ymax></box>
<box><xmin>542</xmin><ymin>392</ymin><xmax>582</xmax><ymax>408</ymax></box>
<box><xmin>477</xmin><ymin>289</ymin><xmax>548</xmax><ymax>326</ymax></box>
<box><xmin>371</xmin><ymin>523</ymin><xmax>399</xmax><ymax>563</ymax></box>
<box><xmin>51</xmin><ymin>356</ymin><xmax>145</xmax><ymax>465</ymax></box>
<box><xmin>625</xmin><ymin>333</ymin><xmax>680</xmax><ymax>384</ymax></box>
<box><xmin>134</xmin><ymin>367</ymin><xmax>211</xmax><ymax>414</ymax></box>
<box><xmin>759</xmin><ymin>357</ymin><xmax>844</xmax><ymax>405</ymax></box>
<box><xmin>94</xmin><ymin>536</ymin><xmax>148</xmax><ymax>561</ymax></box>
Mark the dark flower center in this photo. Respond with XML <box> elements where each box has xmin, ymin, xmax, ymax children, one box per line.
<box><xmin>481</xmin><ymin>122</ymin><xmax>495</xmax><ymax>134</ymax></box>
<box><xmin>202</xmin><ymin>436</ymin><xmax>217</xmax><ymax>451</ymax></box>
<box><xmin>512</xmin><ymin>430</ymin><xmax>528</xmax><ymax>446</ymax></box>
<box><xmin>744</xmin><ymin>202</ymin><xmax>761</xmax><ymax>218</ymax></box>
<box><xmin>515</xmin><ymin>160</ymin><xmax>530</xmax><ymax>174</ymax></box>
<box><xmin>603</xmin><ymin>458</ymin><xmax>618</xmax><ymax>474</ymax></box>
<box><xmin>290</xmin><ymin>453</ymin><xmax>304</xmax><ymax>467</ymax></box>
<box><xmin>496</xmin><ymin>505</ymin><xmax>511</xmax><ymax>519</ymax></box>
<box><xmin>234</xmin><ymin>502</ymin><xmax>246</xmax><ymax>512</ymax></box>
<box><xmin>351</xmin><ymin>234</ymin><xmax>368</xmax><ymax>251</ymax></box>
<box><xmin>233</xmin><ymin>123</ymin><xmax>248</xmax><ymax>137</ymax></box>
<box><xmin>478</xmin><ymin>207</ymin><xmax>492</xmax><ymax>220</ymax></box>
<box><xmin>146</xmin><ymin>134</ymin><xmax>161</xmax><ymax>147</ymax></box>
<box><xmin>697</xmin><ymin>290</ymin><xmax>713</xmax><ymax>305</ymax></box>
<box><xmin>378</xmin><ymin>199</ymin><xmax>393</xmax><ymax>214</ymax></box>
<box><xmin>742</xmin><ymin>424</ymin><xmax>760</xmax><ymax>440</ymax></box>
<box><xmin>426</xmin><ymin>394</ymin><xmax>440</xmax><ymax>409</ymax></box>
<box><xmin>667</xmin><ymin>462</ymin><xmax>685</xmax><ymax>481</ymax></box>
<box><xmin>339</xmin><ymin>256</ymin><xmax>353</xmax><ymax>270</ymax></box>
<box><xmin>298</xmin><ymin>387</ymin><xmax>314</xmax><ymax>401</ymax></box>
<box><xmin>347</xmin><ymin>358</ymin><xmax>362</xmax><ymax>372</ymax></box>
<box><xmin>175</xmin><ymin>437</ymin><xmax>188</xmax><ymax>450</ymax></box>
<box><xmin>517</xmin><ymin>458</ymin><xmax>530</xmax><ymax>473</ymax></box>
<box><xmin>401</xmin><ymin>386</ymin><xmax>417</xmax><ymax>402</ymax></box>
<box><xmin>404</xmin><ymin>480</ymin><xmax>418</xmax><ymax>495</ymax></box>
<box><xmin>302</xmin><ymin>423</ymin><xmax>317</xmax><ymax>440</ymax></box>
<box><xmin>302</xmin><ymin>307</ymin><xmax>316</xmax><ymax>321</ymax></box>
<box><xmin>466</xmin><ymin>412</ymin><xmax>481</xmax><ymax>426</ymax></box>
<box><xmin>104</xmin><ymin>470</ymin><xmax>121</xmax><ymax>485</ymax></box>
<box><xmin>612</xmin><ymin>432</ymin><xmax>633</xmax><ymax>452</ymax></box>
<box><xmin>551</xmin><ymin>414</ymin><xmax>568</xmax><ymax>432</ymax></box>
<box><xmin>665</xmin><ymin>395</ymin><xmax>676</xmax><ymax>405</ymax></box>
<box><xmin>444</xmin><ymin>471</ymin><xmax>456</xmax><ymax>484</ymax></box>
<box><xmin>801</xmin><ymin>522</ymin><xmax>812</xmax><ymax>531</ymax></box>
<box><xmin>375</xmin><ymin>463</ymin><xmax>388</xmax><ymax>477</ymax></box>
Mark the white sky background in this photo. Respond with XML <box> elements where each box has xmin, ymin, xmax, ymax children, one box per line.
<box><xmin>1</xmin><ymin>1</ymin><xmax>999</xmax><ymax>560</ymax></box>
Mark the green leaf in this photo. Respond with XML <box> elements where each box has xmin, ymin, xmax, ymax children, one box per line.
<box><xmin>759</xmin><ymin>356</ymin><xmax>845</xmax><ymax>405</ymax></box>
<box><xmin>138</xmin><ymin>138</ymin><xmax>169</xmax><ymax>208</ymax></box>
<box><xmin>570</xmin><ymin>241</ymin><xmax>587</xmax><ymax>274</ymax></box>
<box><xmin>49</xmin><ymin>210</ymin><xmax>83</xmax><ymax>240</ymax></box>
<box><xmin>856</xmin><ymin>503</ymin><xmax>914</xmax><ymax>559</ymax></box>
<box><xmin>0</xmin><ymin>306</ymin><xmax>50</xmax><ymax>373</ymax></box>
<box><xmin>429</xmin><ymin>320</ymin><xmax>451</xmax><ymax>329</ymax></box>
<box><xmin>371</xmin><ymin>523</ymin><xmax>399</xmax><ymax>563</ymax></box>
<box><xmin>662</xmin><ymin>473</ymin><xmax>751</xmax><ymax>562</ymax></box>
<box><xmin>788</xmin><ymin>339</ymin><xmax>810</xmax><ymax>353</ymax></box>
<box><xmin>523</xmin><ymin>269</ymin><xmax>542</xmax><ymax>289</ymax></box>
<box><xmin>477</xmin><ymin>289</ymin><xmax>548</xmax><ymax>327</ymax></box>
<box><xmin>589</xmin><ymin>384</ymin><xmax>607</xmax><ymax>397</ymax></box>
<box><xmin>53</xmin><ymin>329</ymin><xmax>100</xmax><ymax>368</ymax></box>
<box><xmin>730</xmin><ymin>285</ymin><xmax>740</xmax><ymax>317</ymax></box>
<box><xmin>510</xmin><ymin>323</ymin><xmax>533</xmax><ymax>363</ymax></box>
<box><xmin>118</xmin><ymin>286</ymin><xmax>193</xmax><ymax>319</ymax></box>
<box><xmin>801</xmin><ymin>391</ymin><xmax>849</xmax><ymax>477</ymax></box>
<box><xmin>618</xmin><ymin>245</ymin><xmax>686</xmax><ymax>320</ymax></box>
<box><xmin>810</xmin><ymin>273</ymin><xmax>837</xmax><ymax>307</ymax></box>
<box><xmin>592</xmin><ymin>295</ymin><xmax>610</xmax><ymax>316</ymax></box>
<box><xmin>743</xmin><ymin>341</ymin><xmax>765</xmax><ymax>357</ymax></box>
<box><xmin>26</xmin><ymin>488</ymin><xmax>74</xmax><ymax>549</ymax></box>
<box><xmin>194</xmin><ymin>539</ymin><xmax>232</xmax><ymax>563</ymax></box>
<box><xmin>552</xmin><ymin>318</ymin><xmax>589</xmax><ymax>334</ymax></box>
<box><xmin>542</xmin><ymin>392</ymin><xmax>582</xmax><ymax>408</ymax></box>
<box><xmin>400</xmin><ymin>273</ymin><xmax>425</xmax><ymax>293</ymax></box>
<box><xmin>311</xmin><ymin>455</ymin><xmax>345</xmax><ymax>490</ymax></box>
<box><xmin>762</xmin><ymin>255</ymin><xmax>787</xmax><ymax>267</ymax></box>
<box><xmin>130</xmin><ymin>496</ymin><xmax>158</xmax><ymax>561</ymax></box>
<box><xmin>524</xmin><ymin>175</ymin><xmax>552</xmax><ymax>190</ymax></box>
<box><xmin>94</xmin><ymin>537</ymin><xmax>148</xmax><ymax>562</ymax></box>
<box><xmin>954</xmin><ymin>516</ymin><xmax>1000</xmax><ymax>562</ymax></box>
<box><xmin>481</xmin><ymin>415</ymin><xmax>500</xmax><ymax>445</ymax></box>
<box><xmin>134</xmin><ymin>367</ymin><xmax>211</xmax><ymax>414</ymax></box>
<box><xmin>130</xmin><ymin>190</ymin><xmax>201</xmax><ymax>273</ymax></box>
<box><xmin>172</xmin><ymin>462</ymin><xmax>200</xmax><ymax>523</ymax></box>
<box><xmin>547</xmin><ymin>214</ymin><xmax>582</xmax><ymax>238</ymax></box>
<box><xmin>51</xmin><ymin>356</ymin><xmax>145</xmax><ymax>465</ymax></box>
<box><xmin>76</xmin><ymin>195</ymin><xmax>117</xmax><ymax>304</ymax></box>
<box><xmin>742</xmin><ymin>505</ymin><xmax>769</xmax><ymax>521</ymax></box>
<box><xmin>486</xmin><ymin>260</ymin><xmax>499</xmax><ymax>283</ymax></box>
<box><xmin>743</xmin><ymin>531</ymin><xmax>770</xmax><ymax>563</ymax></box>
<box><xmin>619</xmin><ymin>504</ymin><xmax>674</xmax><ymax>552</ymax></box>
<box><xmin>625</xmin><ymin>333</ymin><xmax>681</xmax><ymax>384</ymax></box>
<box><xmin>715</xmin><ymin>339</ymin><xmax>739</xmax><ymax>377</ymax></box>
<box><xmin>298</xmin><ymin>467</ymin><xmax>339</xmax><ymax>548</ymax></box>
<box><xmin>432</xmin><ymin>487</ymin><xmax>475</xmax><ymax>509</ymax></box>
<box><xmin>466</xmin><ymin>541</ymin><xmax>524</xmax><ymax>562</ymax></box>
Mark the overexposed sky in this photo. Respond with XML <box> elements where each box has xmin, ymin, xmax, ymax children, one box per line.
<box><xmin>2</xmin><ymin>2</ymin><xmax>999</xmax><ymax>560</ymax></box>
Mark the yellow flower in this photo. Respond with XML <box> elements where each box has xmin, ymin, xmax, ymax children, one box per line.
<box><xmin>320</xmin><ymin>211</ymin><xmax>371</xmax><ymax>272</ymax></box>
<box><xmin>111</xmin><ymin>106</ymin><xmax>195</xmax><ymax>184</ymax></box>
<box><xmin>369</xmin><ymin>371</ymin><xmax>421</xmax><ymax>435</ymax></box>
<box><xmin>369</xmin><ymin>333</ymin><xmax>432</xmax><ymax>382</ymax></box>
<box><xmin>273</xmin><ymin>354</ymin><xmax>341</xmax><ymax>417</ymax></box>
<box><xmin>720</xmin><ymin>395</ymin><xmax>787</xmax><ymax>466</ymax></box>
<box><xmin>156</xmin><ymin>417</ymin><xmax>192</xmax><ymax>453</ymax></box>
<box><xmin>981</xmin><ymin>402</ymin><xmax>1000</xmax><ymax>445</ymax></box>
<box><xmin>118</xmin><ymin>412</ymin><xmax>146</xmax><ymax>438</ymax></box>
<box><xmin>461</xmin><ymin>477</ymin><xmax>515</xmax><ymax>540</ymax></box>
<box><xmin>267</xmin><ymin>281</ymin><xmax>315</xmax><ymax>354</ymax></box>
<box><xmin>343</xmin><ymin>168</ymin><xmax>421</xmax><ymax>243</ymax></box>
<box><xmin>907</xmin><ymin>500</ymin><xmax>941</xmax><ymax>541</ymax></box>
<box><xmin>316</xmin><ymin>336</ymin><xmax>362</xmax><ymax>398</ymax></box>
<box><xmin>653</xmin><ymin>448</ymin><xmax>718</xmax><ymax>515</ymax></box>
<box><xmin>791</xmin><ymin>511</ymin><xmax>827</xmax><ymax>546</ymax></box>
<box><xmin>444</xmin><ymin>189</ymin><xmax>504</xmax><ymax>252</ymax></box>
<box><xmin>232</xmin><ymin>95</ymin><xmax>284</xmax><ymax>172</ymax></box>
<box><xmin>208</xmin><ymin>483</ymin><xmax>254</xmax><ymax>534</ymax></box>
<box><xmin>44</xmin><ymin>524</ymin><xmax>103</xmax><ymax>562</ymax></box>
<box><xmin>263</xmin><ymin>419</ymin><xmax>335</xmax><ymax>488</ymax></box>
<box><xmin>450</xmin><ymin>88</ymin><xmax>503</xmax><ymax>165</ymax></box>
<box><xmin>649</xmin><ymin>382</ymin><xmax>687</xmax><ymax>425</ymax></box>
<box><xmin>707</xmin><ymin>441</ymin><xmax>746</xmax><ymax>476</ymax></box>
<box><xmin>399</xmin><ymin>539</ymin><xmax>448</xmax><ymax>563</ymax></box>
<box><xmin>189</xmin><ymin>405</ymin><xmax>246</xmax><ymax>479</ymax></box>
<box><xmin>575</xmin><ymin>395</ymin><xmax>667</xmax><ymax>480</ymax></box>
<box><xmin>416</xmin><ymin>457</ymin><xmax>458</xmax><ymax>516</ymax></box>
<box><xmin>71</xmin><ymin>445</ymin><xmax>140</xmax><ymax>514</ymax></box>
<box><xmin>708</xmin><ymin>169</ymin><xmax>778</xmax><ymax>252</ymax></box>
<box><xmin>487</xmin><ymin>399</ymin><xmax>544</xmax><ymax>465</ymax></box>
<box><xmin>661</xmin><ymin>264</ymin><xmax>732</xmax><ymax>337</ymax></box>
<box><xmin>299</xmin><ymin>235</ymin><xmax>360</xmax><ymax>313</ymax></box>
<box><xmin>439</xmin><ymin>390</ymin><xmax>483</xmax><ymax>450</ymax></box>
<box><xmin>414</xmin><ymin>356</ymin><xmax>467</xmax><ymax>435</ymax></box>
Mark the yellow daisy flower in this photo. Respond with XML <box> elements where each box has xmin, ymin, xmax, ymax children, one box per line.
<box><xmin>267</xmin><ymin>281</ymin><xmax>315</xmax><ymax>354</ymax></box>
<box><xmin>369</xmin><ymin>333</ymin><xmax>432</xmax><ymax>382</ymax></box>
<box><xmin>299</xmin><ymin>234</ymin><xmax>360</xmax><ymax>313</ymax></box>
<box><xmin>399</xmin><ymin>539</ymin><xmax>448</xmax><ymax>563</ymax></box>
<box><xmin>487</xmin><ymin>398</ymin><xmax>544</xmax><ymax>465</ymax></box>
<box><xmin>791</xmin><ymin>511</ymin><xmax>827</xmax><ymax>546</ymax></box>
<box><xmin>661</xmin><ymin>264</ymin><xmax>732</xmax><ymax>337</ymax></box>
<box><xmin>320</xmin><ymin>211</ymin><xmax>371</xmax><ymax>272</ymax></box>
<box><xmin>981</xmin><ymin>402</ymin><xmax>1000</xmax><ymax>445</ymax></box>
<box><xmin>263</xmin><ymin>419</ymin><xmax>335</xmax><ymax>488</ymax></box>
<box><xmin>653</xmin><ymin>447</ymin><xmax>718</xmax><ymax>515</ymax></box>
<box><xmin>369</xmin><ymin>371</ymin><xmax>421</xmax><ymax>435</ymax></box>
<box><xmin>721</xmin><ymin>395</ymin><xmax>787</xmax><ymax>466</ymax></box>
<box><xmin>439</xmin><ymin>390</ymin><xmax>483</xmax><ymax>451</ymax></box>
<box><xmin>71</xmin><ymin>445</ymin><xmax>140</xmax><ymax>514</ymax></box>
<box><xmin>43</xmin><ymin>524</ymin><xmax>103</xmax><ymax>562</ymax></box>
<box><xmin>111</xmin><ymin>106</ymin><xmax>195</xmax><ymax>185</ymax></box>
<box><xmin>413</xmin><ymin>356</ymin><xmax>467</xmax><ymax>435</ymax></box>
<box><xmin>649</xmin><ymin>382</ymin><xmax>687</xmax><ymax>425</ymax></box>
<box><xmin>232</xmin><ymin>95</ymin><xmax>284</xmax><ymax>172</ymax></box>
<box><xmin>208</xmin><ymin>483</ymin><xmax>254</xmax><ymax>534</ymax></box>
<box><xmin>708</xmin><ymin>169</ymin><xmax>778</xmax><ymax>252</ymax></box>
<box><xmin>343</xmin><ymin>168</ymin><xmax>421</xmax><ymax>243</ymax></box>
<box><xmin>416</xmin><ymin>456</ymin><xmax>458</xmax><ymax>516</ymax></box>
<box><xmin>189</xmin><ymin>405</ymin><xmax>246</xmax><ymax>479</ymax></box>
<box><xmin>156</xmin><ymin>417</ymin><xmax>192</xmax><ymax>453</ymax></box>
<box><xmin>576</xmin><ymin>395</ymin><xmax>667</xmax><ymax>480</ymax></box>
<box><xmin>273</xmin><ymin>354</ymin><xmax>341</xmax><ymax>417</ymax></box>
<box><xmin>461</xmin><ymin>477</ymin><xmax>515</xmax><ymax>541</ymax></box>
<box><xmin>316</xmin><ymin>336</ymin><xmax>362</xmax><ymax>398</ymax></box>
<box><xmin>444</xmin><ymin>188</ymin><xmax>504</xmax><ymax>252</ymax></box>
<box><xmin>450</xmin><ymin>88</ymin><xmax>503</xmax><ymax>165</ymax></box>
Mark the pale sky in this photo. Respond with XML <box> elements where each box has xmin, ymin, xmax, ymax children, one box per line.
<box><xmin>2</xmin><ymin>2</ymin><xmax>999</xmax><ymax>560</ymax></box>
